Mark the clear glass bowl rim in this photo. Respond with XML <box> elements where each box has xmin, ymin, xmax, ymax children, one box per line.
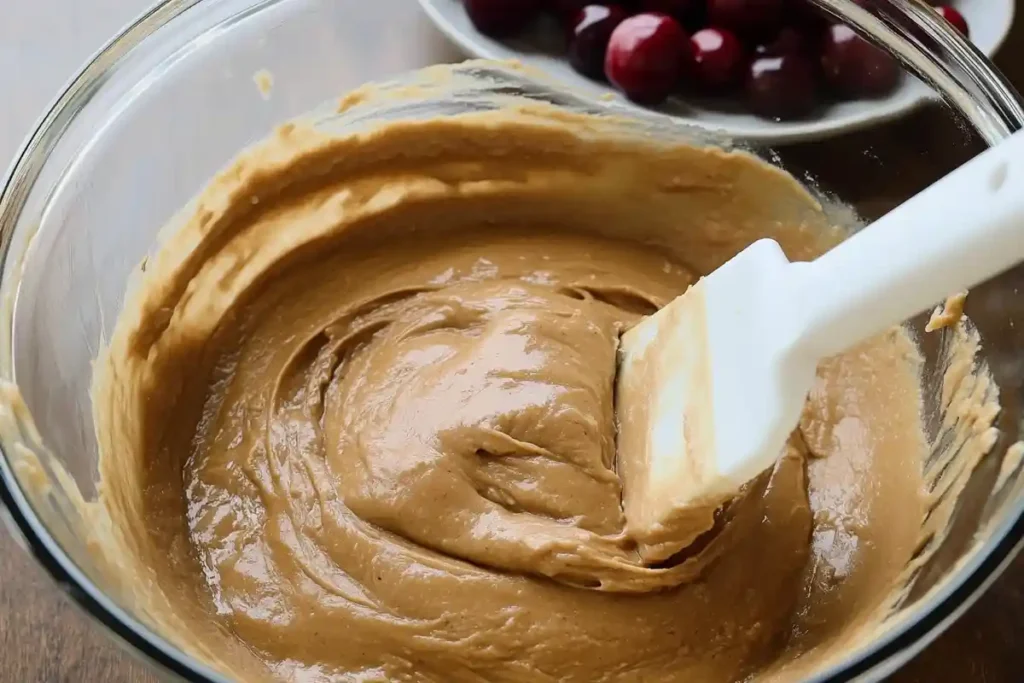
<box><xmin>0</xmin><ymin>1</ymin><xmax>1020</xmax><ymax>682</ymax></box>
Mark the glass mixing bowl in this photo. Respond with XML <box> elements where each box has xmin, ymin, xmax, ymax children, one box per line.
<box><xmin>0</xmin><ymin>1</ymin><xmax>1022</xmax><ymax>681</ymax></box>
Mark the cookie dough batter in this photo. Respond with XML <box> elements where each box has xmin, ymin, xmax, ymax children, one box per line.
<box><xmin>90</xmin><ymin>64</ymin><xmax>931</xmax><ymax>682</ymax></box>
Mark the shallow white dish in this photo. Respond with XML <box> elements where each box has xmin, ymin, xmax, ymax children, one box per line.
<box><xmin>418</xmin><ymin>0</ymin><xmax>1014</xmax><ymax>144</ymax></box>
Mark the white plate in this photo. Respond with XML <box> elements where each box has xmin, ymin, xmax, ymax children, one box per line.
<box><xmin>418</xmin><ymin>0</ymin><xmax>1014</xmax><ymax>144</ymax></box>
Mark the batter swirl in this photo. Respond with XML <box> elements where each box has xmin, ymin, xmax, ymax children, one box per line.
<box><xmin>92</xmin><ymin>66</ymin><xmax>929</xmax><ymax>682</ymax></box>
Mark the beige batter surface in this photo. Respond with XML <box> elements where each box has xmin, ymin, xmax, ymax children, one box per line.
<box><xmin>81</xmin><ymin>64</ymin><xmax>940</xmax><ymax>682</ymax></box>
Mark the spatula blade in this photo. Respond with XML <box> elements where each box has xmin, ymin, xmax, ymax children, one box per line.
<box><xmin>616</xmin><ymin>239</ymin><xmax>814</xmax><ymax>561</ymax></box>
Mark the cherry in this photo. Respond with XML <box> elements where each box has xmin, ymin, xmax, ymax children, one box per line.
<box><xmin>568</xmin><ymin>5</ymin><xmax>630</xmax><ymax>79</ymax></box>
<box><xmin>464</xmin><ymin>0</ymin><xmax>544</xmax><ymax>37</ymax></box>
<box><xmin>707</xmin><ymin>0</ymin><xmax>785</xmax><ymax>40</ymax></box>
<box><xmin>935</xmin><ymin>6</ymin><xmax>970</xmax><ymax>38</ymax></box>
<box><xmin>605</xmin><ymin>13</ymin><xmax>692</xmax><ymax>104</ymax></box>
<box><xmin>821</xmin><ymin>24</ymin><xmax>900</xmax><ymax>98</ymax></box>
<box><xmin>754</xmin><ymin>26</ymin><xmax>809</xmax><ymax>57</ymax></box>
<box><xmin>690</xmin><ymin>28</ymin><xmax>745</xmax><ymax>90</ymax></box>
<box><xmin>745</xmin><ymin>54</ymin><xmax>816</xmax><ymax>120</ymax></box>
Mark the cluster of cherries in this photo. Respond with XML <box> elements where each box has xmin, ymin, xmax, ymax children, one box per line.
<box><xmin>463</xmin><ymin>0</ymin><xmax>971</xmax><ymax>121</ymax></box>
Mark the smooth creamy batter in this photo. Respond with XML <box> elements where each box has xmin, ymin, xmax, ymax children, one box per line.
<box><xmin>85</xmin><ymin>64</ymin><xmax>935</xmax><ymax>682</ymax></box>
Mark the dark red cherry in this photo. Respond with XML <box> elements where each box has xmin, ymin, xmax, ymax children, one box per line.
<box><xmin>821</xmin><ymin>24</ymin><xmax>901</xmax><ymax>98</ymax></box>
<box><xmin>707</xmin><ymin>0</ymin><xmax>785</xmax><ymax>40</ymax></box>
<box><xmin>605</xmin><ymin>13</ymin><xmax>692</xmax><ymax>104</ymax></box>
<box><xmin>568</xmin><ymin>5</ymin><xmax>630</xmax><ymax>79</ymax></box>
<box><xmin>690</xmin><ymin>28</ymin><xmax>745</xmax><ymax>90</ymax></box>
<box><xmin>754</xmin><ymin>26</ymin><xmax>809</xmax><ymax>57</ymax></box>
<box><xmin>745</xmin><ymin>54</ymin><xmax>817</xmax><ymax>120</ymax></box>
<box><xmin>464</xmin><ymin>0</ymin><xmax>544</xmax><ymax>37</ymax></box>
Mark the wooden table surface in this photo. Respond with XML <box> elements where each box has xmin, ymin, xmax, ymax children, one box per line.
<box><xmin>1</xmin><ymin>4</ymin><xmax>1023</xmax><ymax>682</ymax></box>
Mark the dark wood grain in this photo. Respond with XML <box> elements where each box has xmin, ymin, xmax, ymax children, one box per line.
<box><xmin>2</xmin><ymin>13</ymin><xmax>1023</xmax><ymax>683</ymax></box>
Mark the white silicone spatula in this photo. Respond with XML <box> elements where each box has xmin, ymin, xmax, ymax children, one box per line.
<box><xmin>616</xmin><ymin>129</ymin><xmax>1024</xmax><ymax>557</ymax></box>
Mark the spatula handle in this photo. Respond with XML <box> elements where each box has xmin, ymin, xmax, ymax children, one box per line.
<box><xmin>794</xmin><ymin>128</ymin><xmax>1024</xmax><ymax>358</ymax></box>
